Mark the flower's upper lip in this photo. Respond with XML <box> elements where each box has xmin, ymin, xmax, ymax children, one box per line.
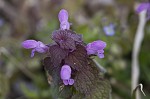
<box><xmin>58</xmin><ymin>9</ymin><xmax>70</xmax><ymax>30</ymax></box>
<box><xmin>58</xmin><ymin>9</ymin><xmax>69</xmax><ymax>22</ymax></box>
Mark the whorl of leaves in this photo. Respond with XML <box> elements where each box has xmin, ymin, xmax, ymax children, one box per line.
<box><xmin>43</xmin><ymin>30</ymin><xmax>111</xmax><ymax>99</ymax></box>
<box><xmin>52</xmin><ymin>30</ymin><xmax>82</xmax><ymax>50</ymax></box>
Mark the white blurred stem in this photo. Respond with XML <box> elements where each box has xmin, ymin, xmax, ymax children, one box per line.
<box><xmin>131</xmin><ymin>5</ymin><xmax>147</xmax><ymax>99</ymax></box>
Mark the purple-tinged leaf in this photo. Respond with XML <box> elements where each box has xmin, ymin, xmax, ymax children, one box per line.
<box><xmin>71</xmin><ymin>33</ymin><xmax>83</xmax><ymax>42</ymax></box>
<box><xmin>43</xmin><ymin>56</ymin><xmax>61</xmax><ymax>86</ymax></box>
<box><xmin>65</xmin><ymin>45</ymin><xmax>88</xmax><ymax>71</ymax></box>
<box><xmin>44</xmin><ymin>45</ymin><xmax>69</xmax><ymax>86</ymax></box>
<box><xmin>48</xmin><ymin>45</ymin><xmax>69</xmax><ymax>67</ymax></box>
<box><xmin>52</xmin><ymin>30</ymin><xmax>83</xmax><ymax>50</ymax></box>
<box><xmin>43</xmin><ymin>57</ymin><xmax>53</xmax><ymax>71</ymax></box>
<box><xmin>64</xmin><ymin>45</ymin><xmax>111</xmax><ymax>98</ymax></box>
<box><xmin>43</xmin><ymin>49</ymin><xmax>73</xmax><ymax>99</ymax></box>
<box><xmin>43</xmin><ymin>56</ymin><xmax>62</xmax><ymax>99</ymax></box>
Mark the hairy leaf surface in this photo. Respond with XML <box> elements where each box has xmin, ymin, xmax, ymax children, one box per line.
<box><xmin>65</xmin><ymin>45</ymin><xmax>111</xmax><ymax>99</ymax></box>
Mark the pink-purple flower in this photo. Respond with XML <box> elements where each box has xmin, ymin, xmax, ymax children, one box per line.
<box><xmin>60</xmin><ymin>65</ymin><xmax>74</xmax><ymax>85</ymax></box>
<box><xmin>136</xmin><ymin>3</ymin><xmax>149</xmax><ymax>13</ymax></box>
<box><xmin>136</xmin><ymin>2</ymin><xmax>150</xmax><ymax>20</ymax></box>
<box><xmin>86</xmin><ymin>40</ymin><xmax>106</xmax><ymax>58</ymax></box>
<box><xmin>58</xmin><ymin>9</ymin><xmax>70</xmax><ymax>30</ymax></box>
<box><xmin>22</xmin><ymin>40</ymin><xmax>48</xmax><ymax>57</ymax></box>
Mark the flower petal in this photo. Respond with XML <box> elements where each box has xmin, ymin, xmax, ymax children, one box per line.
<box><xmin>86</xmin><ymin>44</ymin><xmax>97</xmax><ymax>55</ymax></box>
<box><xmin>60</xmin><ymin>65</ymin><xmax>71</xmax><ymax>80</ymax></box>
<box><xmin>63</xmin><ymin>80</ymin><xmax>69</xmax><ymax>85</ymax></box>
<box><xmin>60</xmin><ymin>21</ymin><xmax>70</xmax><ymax>30</ymax></box>
<box><xmin>58</xmin><ymin>9</ymin><xmax>69</xmax><ymax>23</ymax></box>
<box><xmin>22</xmin><ymin>40</ymin><xmax>37</xmax><ymax>49</ymax></box>
<box><xmin>86</xmin><ymin>40</ymin><xmax>106</xmax><ymax>55</ymax></box>
<box><xmin>136</xmin><ymin>3</ymin><xmax>149</xmax><ymax>13</ymax></box>
<box><xmin>97</xmin><ymin>53</ymin><xmax>104</xmax><ymax>58</ymax></box>
<box><xmin>91</xmin><ymin>40</ymin><xmax>106</xmax><ymax>50</ymax></box>
<box><xmin>35</xmin><ymin>41</ymin><xmax>48</xmax><ymax>53</ymax></box>
<box><xmin>31</xmin><ymin>49</ymin><xmax>36</xmax><ymax>57</ymax></box>
<box><xmin>97</xmin><ymin>50</ymin><xmax>105</xmax><ymax>58</ymax></box>
<box><xmin>97</xmin><ymin>50</ymin><xmax>104</xmax><ymax>54</ymax></box>
<box><xmin>68</xmin><ymin>79</ymin><xmax>74</xmax><ymax>85</ymax></box>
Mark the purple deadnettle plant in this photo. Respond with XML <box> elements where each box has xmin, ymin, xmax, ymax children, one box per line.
<box><xmin>22</xmin><ymin>9</ymin><xmax>111</xmax><ymax>99</ymax></box>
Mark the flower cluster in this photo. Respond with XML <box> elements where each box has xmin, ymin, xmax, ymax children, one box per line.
<box><xmin>22</xmin><ymin>9</ymin><xmax>107</xmax><ymax>86</ymax></box>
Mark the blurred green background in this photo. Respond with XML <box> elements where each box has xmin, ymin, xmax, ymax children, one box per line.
<box><xmin>0</xmin><ymin>0</ymin><xmax>150</xmax><ymax>99</ymax></box>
